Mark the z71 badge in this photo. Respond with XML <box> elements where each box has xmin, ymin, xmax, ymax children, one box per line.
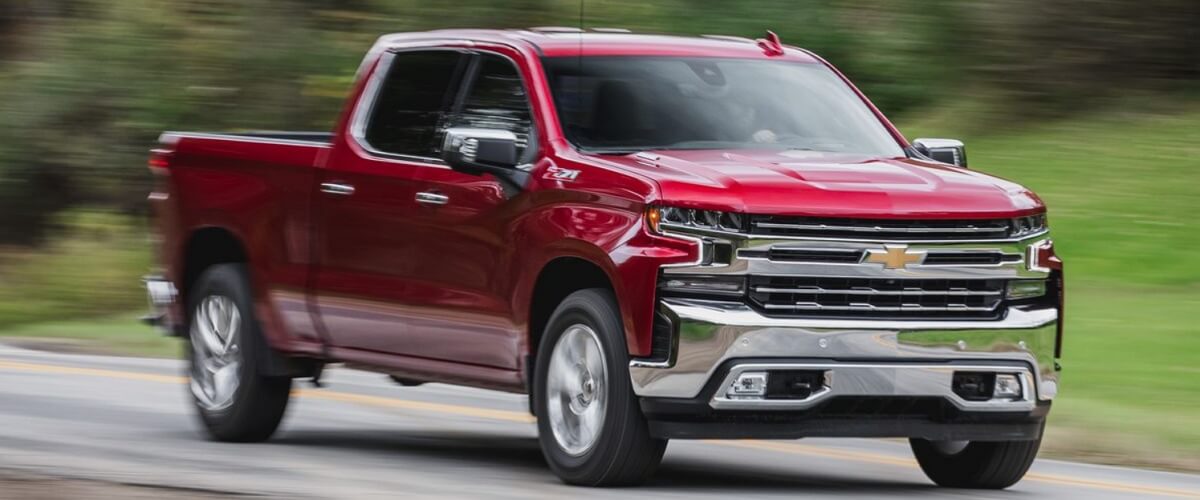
<box><xmin>544</xmin><ymin>166</ymin><xmax>581</xmax><ymax>182</ymax></box>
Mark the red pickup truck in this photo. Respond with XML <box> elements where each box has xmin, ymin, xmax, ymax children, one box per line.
<box><xmin>145</xmin><ymin>28</ymin><xmax>1064</xmax><ymax>489</ymax></box>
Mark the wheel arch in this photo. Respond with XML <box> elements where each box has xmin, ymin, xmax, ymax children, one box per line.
<box><xmin>525</xmin><ymin>254</ymin><xmax>622</xmax><ymax>388</ymax></box>
<box><xmin>180</xmin><ymin>225</ymin><xmax>250</xmax><ymax>304</ymax></box>
<box><xmin>178</xmin><ymin>225</ymin><xmax>314</xmax><ymax>378</ymax></box>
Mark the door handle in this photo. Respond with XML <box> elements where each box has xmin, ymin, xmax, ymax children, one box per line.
<box><xmin>415</xmin><ymin>191</ymin><xmax>449</xmax><ymax>206</ymax></box>
<box><xmin>320</xmin><ymin>182</ymin><xmax>355</xmax><ymax>196</ymax></box>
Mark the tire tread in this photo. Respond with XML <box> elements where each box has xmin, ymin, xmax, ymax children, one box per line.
<box><xmin>910</xmin><ymin>436</ymin><xmax>1042</xmax><ymax>489</ymax></box>
<box><xmin>534</xmin><ymin>288</ymin><xmax>667</xmax><ymax>486</ymax></box>
<box><xmin>188</xmin><ymin>264</ymin><xmax>292</xmax><ymax>443</ymax></box>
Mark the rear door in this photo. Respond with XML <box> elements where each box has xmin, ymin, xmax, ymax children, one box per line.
<box><xmin>399</xmin><ymin>50</ymin><xmax>538</xmax><ymax>369</ymax></box>
<box><xmin>314</xmin><ymin>49</ymin><xmax>469</xmax><ymax>354</ymax></box>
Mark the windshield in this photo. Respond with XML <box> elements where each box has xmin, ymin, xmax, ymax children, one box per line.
<box><xmin>542</xmin><ymin>56</ymin><xmax>905</xmax><ymax>157</ymax></box>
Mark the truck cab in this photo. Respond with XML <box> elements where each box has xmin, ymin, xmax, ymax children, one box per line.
<box><xmin>146</xmin><ymin>28</ymin><xmax>1063</xmax><ymax>489</ymax></box>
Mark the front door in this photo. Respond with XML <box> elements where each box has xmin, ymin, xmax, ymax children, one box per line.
<box><xmin>400</xmin><ymin>50</ymin><xmax>539</xmax><ymax>369</ymax></box>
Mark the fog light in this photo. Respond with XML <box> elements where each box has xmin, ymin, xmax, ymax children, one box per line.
<box><xmin>994</xmin><ymin>374</ymin><xmax>1023</xmax><ymax>399</ymax></box>
<box><xmin>727</xmin><ymin>371</ymin><xmax>767</xmax><ymax>399</ymax></box>
<box><xmin>1007</xmin><ymin>280</ymin><xmax>1046</xmax><ymax>300</ymax></box>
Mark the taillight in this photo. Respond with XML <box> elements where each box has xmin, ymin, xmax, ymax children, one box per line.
<box><xmin>148</xmin><ymin>148</ymin><xmax>174</xmax><ymax>172</ymax></box>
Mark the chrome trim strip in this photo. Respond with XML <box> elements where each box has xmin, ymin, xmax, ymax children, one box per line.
<box><xmin>753</xmin><ymin>221</ymin><xmax>1009</xmax><ymax>234</ymax></box>
<box><xmin>658</xmin><ymin>222</ymin><xmax>1049</xmax><ymax>245</ymax></box>
<box><xmin>1027</xmin><ymin>238</ymin><xmax>1053</xmax><ymax>273</ymax></box>
<box><xmin>710</xmin><ymin>362</ymin><xmax>1035</xmax><ymax>411</ymax></box>
<box><xmin>659</xmin><ymin>230</ymin><xmax>709</xmax><ymax>268</ymax></box>
<box><xmin>158</xmin><ymin>132</ymin><xmax>332</xmax><ymax>148</ymax></box>
<box><xmin>760</xmin><ymin>247</ymin><xmax>863</xmax><ymax>254</ymax></box>
<box><xmin>653</xmin><ymin>298</ymin><xmax>1055</xmax><ymax>330</ymax></box>
<box><xmin>752</xmin><ymin>286</ymin><xmax>1003</xmax><ymax>297</ymax></box>
<box><xmin>761</xmin><ymin>302</ymin><xmax>1000</xmax><ymax>312</ymax></box>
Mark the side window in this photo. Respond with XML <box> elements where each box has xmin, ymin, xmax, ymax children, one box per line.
<box><xmin>364</xmin><ymin>51</ymin><xmax>465</xmax><ymax>158</ymax></box>
<box><xmin>445</xmin><ymin>54</ymin><xmax>534</xmax><ymax>160</ymax></box>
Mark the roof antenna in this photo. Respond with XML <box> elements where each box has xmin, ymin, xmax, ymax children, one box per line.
<box><xmin>577</xmin><ymin>0</ymin><xmax>585</xmax><ymax>112</ymax></box>
<box><xmin>756</xmin><ymin>30</ymin><xmax>785</xmax><ymax>56</ymax></box>
<box><xmin>578</xmin><ymin>0</ymin><xmax>585</xmax><ymax>54</ymax></box>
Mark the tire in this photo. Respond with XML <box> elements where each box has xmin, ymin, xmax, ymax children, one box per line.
<box><xmin>910</xmin><ymin>435</ymin><xmax>1042</xmax><ymax>489</ymax></box>
<box><xmin>186</xmin><ymin>264</ymin><xmax>292</xmax><ymax>442</ymax></box>
<box><xmin>534</xmin><ymin>289</ymin><xmax>667</xmax><ymax>486</ymax></box>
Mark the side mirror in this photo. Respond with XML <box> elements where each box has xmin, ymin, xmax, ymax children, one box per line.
<box><xmin>912</xmin><ymin>138</ymin><xmax>968</xmax><ymax>168</ymax></box>
<box><xmin>441</xmin><ymin>128</ymin><xmax>519</xmax><ymax>175</ymax></box>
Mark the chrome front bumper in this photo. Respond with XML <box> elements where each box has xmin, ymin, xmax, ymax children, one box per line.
<box><xmin>629</xmin><ymin>298</ymin><xmax>1059</xmax><ymax>411</ymax></box>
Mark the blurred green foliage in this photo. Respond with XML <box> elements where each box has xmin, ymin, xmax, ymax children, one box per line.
<box><xmin>0</xmin><ymin>210</ymin><xmax>149</xmax><ymax>328</ymax></box>
<box><xmin>0</xmin><ymin>0</ymin><xmax>1196</xmax><ymax>243</ymax></box>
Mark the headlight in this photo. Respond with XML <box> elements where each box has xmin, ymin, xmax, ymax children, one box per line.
<box><xmin>1011</xmin><ymin>214</ymin><xmax>1047</xmax><ymax>238</ymax></box>
<box><xmin>647</xmin><ymin>206</ymin><xmax>747</xmax><ymax>234</ymax></box>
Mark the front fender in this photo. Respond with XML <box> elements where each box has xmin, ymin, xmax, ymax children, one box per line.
<box><xmin>511</xmin><ymin>200</ymin><xmax>697</xmax><ymax>357</ymax></box>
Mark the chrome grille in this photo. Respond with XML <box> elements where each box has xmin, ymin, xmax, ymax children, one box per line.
<box><xmin>751</xmin><ymin>216</ymin><xmax>1014</xmax><ymax>241</ymax></box>
<box><xmin>749</xmin><ymin>277</ymin><xmax>1007</xmax><ymax>319</ymax></box>
<box><xmin>739</xmin><ymin>247</ymin><xmax>1018</xmax><ymax>266</ymax></box>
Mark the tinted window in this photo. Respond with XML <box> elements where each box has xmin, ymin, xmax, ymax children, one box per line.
<box><xmin>444</xmin><ymin>54</ymin><xmax>534</xmax><ymax>160</ymax></box>
<box><xmin>542</xmin><ymin>56</ymin><xmax>904</xmax><ymax>157</ymax></box>
<box><xmin>365</xmin><ymin>51</ymin><xmax>464</xmax><ymax>157</ymax></box>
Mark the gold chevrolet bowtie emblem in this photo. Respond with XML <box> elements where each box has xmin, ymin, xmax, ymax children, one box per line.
<box><xmin>863</xmin><ymin>245</ymin><xmax>926</xmax><ymax>269</ymax></box>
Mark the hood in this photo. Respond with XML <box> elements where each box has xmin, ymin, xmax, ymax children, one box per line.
<box><xmin>597</xmin><ymin>149</ymin><xmax>1043</xmax><ymax>218</ymax></box>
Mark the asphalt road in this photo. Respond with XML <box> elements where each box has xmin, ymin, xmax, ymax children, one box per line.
<box><xmin>1</xmin><ymin>344</ymin><xmax>1197</xmax><ymax>499</ymax></box>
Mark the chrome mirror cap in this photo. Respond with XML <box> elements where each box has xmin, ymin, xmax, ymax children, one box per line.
<box><xmin>913</xmin><ymin>138</ymin><xmax>968</xmax><ymax>168</ymax></box>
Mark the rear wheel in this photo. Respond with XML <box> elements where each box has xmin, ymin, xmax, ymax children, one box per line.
<box><xmin>534</xmin><ymin>289</ymin><xmax>667</xmax><ymax>486</ymax></box>
<box><xmin>187</xmin><ymin>264</ymin><xmax>292</xmax><ymax>442</ymax></box>
<box><xmin>910</xmin><ymin>436</ymin><xmax>1042</xmax><ymax>489</ymax></box>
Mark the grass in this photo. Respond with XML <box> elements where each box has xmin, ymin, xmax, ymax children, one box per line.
<box><xmin>0</xmin><ymin>210</ymin><xmax>151</xmax><ymax>329</ymax></box>
<box><xmin>1045</xmin><ymin>284</ymin><xmax>1200</xmax><ymax>468</ymax></box>
<box><xmin>0</xmin><ymin>312</ymin><xmax>178</xmax><ymax>358</ymax></box>
<box><xmin>0</xmin><ymin>102</ymin><xmax>1198</xmax><ymax>469</ymax></box>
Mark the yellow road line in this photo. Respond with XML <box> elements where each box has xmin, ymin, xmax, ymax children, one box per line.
<box><xmin>0</xmin><ymin>360</ymin><xmax>533</xmax><ymax>423</ymax></box>
<box><xmin>0</xmin><ymin>360</ymin><xmax>187</xmax><ymax>384</ymax></box>
<box><xmin>2</xmin><ymin>358</ymin><xmax>1197</xmax><ymax>498</ymax></box>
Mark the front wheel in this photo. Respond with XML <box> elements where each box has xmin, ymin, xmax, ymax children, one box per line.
<box><xmin>910</xmin><ymin>436</ymin><xmax>1042</xmax><ymax>489</ymax></box>
<box><xmin>534</xmin><ymin>289</ymin><xmax>667</xmax><ymax>486</ymax></box>
<box><xmin>187</xmin><ymin>264</ymin><xmax>292</xmax><ymax>442</ymax></box>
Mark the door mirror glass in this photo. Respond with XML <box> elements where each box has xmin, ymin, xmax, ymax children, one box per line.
<box><xmin>441</xmin><ymin>127</ymin><xmax>519</xmax><ymax>175</ymax></box>
<box><xmin>912</xmin><ymin>138</ymin><xmax>968</xmax><ymax>168</ymax></box>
